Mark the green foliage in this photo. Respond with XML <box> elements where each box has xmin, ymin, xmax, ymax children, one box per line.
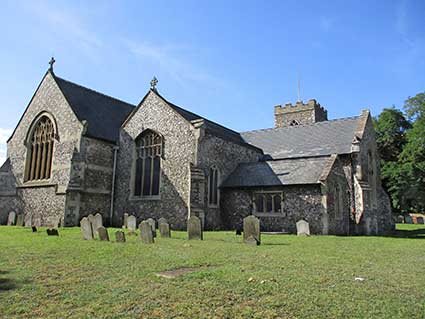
<box><xmin>375</xmin><ymin>92</ymin><xmax>425</xmax><ymax>214</ymax></box>
<box><xmin>0</xmin><ymin>227</ymin><xmax>425</xmax><ymax>319</ymax></box>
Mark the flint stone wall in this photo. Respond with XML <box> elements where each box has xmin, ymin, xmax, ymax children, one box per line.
<box><xmin>221</xmin><ymin>185</ymin><xmax>324</xmax><ymax>234</ymax></box>
<box><xmin>114</xmin><ymin>91</ymin><xmax>196</xmax><ymax>230</ymax></box>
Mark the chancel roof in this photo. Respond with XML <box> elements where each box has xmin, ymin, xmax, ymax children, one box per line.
<box><xmin>241</xmin><ymin>117</ymin><xmax>360</xmax><ymax>160</ymax></box>
<box><xmin>221</xmin><ymin>156</ymin><xmax>333</xmax><ymax>188</ymax></box>
<box><xmin>54</xmin><ymin>76</ymin><xmax>135</xmax><ymax>143</ymax></box>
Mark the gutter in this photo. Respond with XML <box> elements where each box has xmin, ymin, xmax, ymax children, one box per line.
<box><xmin>110</xmin><ymin>145</ymin><xmax>119</xmax><ymax>226</ymax></box>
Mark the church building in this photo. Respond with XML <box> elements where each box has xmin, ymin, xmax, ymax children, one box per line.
<box><xmin>0</xmin><ymin>62</ymin><xmax>394</xmax><ymax>235</ymax></box>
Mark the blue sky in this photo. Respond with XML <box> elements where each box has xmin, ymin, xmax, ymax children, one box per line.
<box><xmin>0</xmin><ymin>0</ymin><xmax>424</xmax><ymax>164</ymax></box>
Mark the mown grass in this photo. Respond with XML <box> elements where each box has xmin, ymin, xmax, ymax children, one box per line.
<box><xmin>0</xmin><ymin>224</ymin><xmax>424</xmax><ymax>319</ymax></box>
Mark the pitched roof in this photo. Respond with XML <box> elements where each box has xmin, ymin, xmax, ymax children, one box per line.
<box><xmin>241</xmin><ymin>117</ymin><xmax>360</xmax><ymax>159</ymax></box>
<box><xmin>221</xmin><ymin>156</ymin><xmax>332</xmax><ymax>188</ymax></box>
<box><xmin>54</xmin><ymin>75</ymin><xmax>135</xmax><ymax>143</ymax></box>
<box><xmin>153</xmin><ymin>91</ymin><xmax>262</xmax><ymax>151</ymax></box>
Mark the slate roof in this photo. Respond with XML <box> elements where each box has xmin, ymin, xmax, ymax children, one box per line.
<box><xmin>154</xmin><ymin>92</ymin><xmax>262</xmax><ymax>151</ymax></box>
<box><xmin>241</xmin><ymin>117</ymin><xmax>360</xmax><ymax>159</ymax></box>
<box><xmin>221</xmin><ymin>156</ymin><xmax>332</xmax><ymax>188</ymax></box>
<box><xmin>54</xmin><ymin>76</ymin><xmax>135</xmax><ymax>143</ymax></box>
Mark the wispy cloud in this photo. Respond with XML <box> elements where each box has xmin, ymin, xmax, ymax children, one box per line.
<box><xmin>126</xmin><ymin>41</ymin><xmax>221</xmax><ymax>89</ymax></box>
<box><xmin>0</xmin><ymin>128</ymin><xmax>12</xmax><ymax>165</ymax></box>
<box><xmin>20</xmin><ymin>0</ymin><xmax>102</xmax><ymax>58</ymax></box>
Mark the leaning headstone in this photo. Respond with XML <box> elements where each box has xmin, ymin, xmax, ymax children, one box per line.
<box><xmin>115</xmin><ymin>231</ymin><xmax>126</xmax><ymax>243</ymax></box>
<box><xmin>80</xmin><ymin>217</ymin><xmax>94</xmax><ymax>240</ymax></box>
<box><xmin>16</xmin><ymin>214</ymin><xmax>24</xmax><ymax>227</ymax></box>
<box><xmin>32</xmin><ymin>226</ymin><xmax>37</xmax><ymax>232</ymax></box>
<box><xmin>159</xmin><ymin>221</ymin><xmax>171</xmax><ymax>238</ymax></box>
<box><xmin>98</xmin><ymin>226</ymin><xmax>109</xmax><ymax>241</ymax></box>
<box><xmin>243</xmin><ymin>215</ymin><xmax>260</xmax><ymax>245</ymax></box>
<box><xmin>405</xmin><ymin>216</ymin><xmax>413</xmax><ymax>224</ymax></box>
<box><xmin>7</xmin><ymin>211</ymin><xmax>16</xmax><ymax>226</ymax></box>
<box><xmin>46</xmin><ymin>229</ymin><xmax>59</xmax><ymax>236</ymax></box>
<box><xmin>417</xmin><ymin>217</ymin><xmax>424</xmax><ymax>225</ymax></box>
<box><xmin>139</xmin><ymin>220</ymin><xmax>154</xmax><ymax>244</ymax></box>
<box><xmin>123</xmin><ymin>213</ymin><xmax>129</xmax><ymax>228</ymax></box>
<box><xmin>146</xmin><ymin>218</ymin><xmax>156</xmax><ymax>237</ymax></box>
<box><xmin>187</xmin><ymin>216</ymin><xmax>203</xmax><ymax>240</ymax></box>
<box><xmin>88</xmin><ymin>214</ymin><xmax>96</xmax><ymax>234</ymax></box>
<box><xmin>92</xmin><ymin>213</ymin><xmax>103</xmax><ymax>238</ymax></box>
<box><xmin>24</xmin><ymin>214</ymin><xmax>32</xmax><ymax>227</ymax></box>
<box><xmin>127</xmin><ymin>215</ymin><xmax>137</xmax><ymax>232</ymax></box>
<box><xmin>296</xmin><ymin>219</ymin><xmax>310</xmax><ymax>236</ymax></box>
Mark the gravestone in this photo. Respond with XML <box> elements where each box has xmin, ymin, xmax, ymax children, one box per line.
<box><xmin>405</xmin><ymin>216</ymin><xmax>413</xmax><ymax>224</ymax></box>
<box><xmin>296</xmin><ymin>219</ymin><xmax>310</xmax><ymax>236</ymax></box>
<box><xmin>80</xmin><ymin>217</ymin><xmax>94</xmax><ymax>240</ymax></box>
<box><xmin>46</xmin><ymin>229</ymin><xmax>59</xmax><ymax>236</ymax></box>
<box><xmin>127</xmin><ymin>215</ymin><xmax>137</xmax><ymax>232</ymax></box>
<box><xmin>32</xmin><ymin>226</ymin><xmax>37</xmax><ymax>232</ymax></box>
<box><xmin>417</xmin><ymin>217</ymin><xmax>424</xmax><ymax>224</ymax></box>
<box><xmin>139</xmin><ymin>220</ymin><xmax>154</xmax><ymax>244</ymax></box>
<box><xmin>88</xmin><ymin>214</ymin><xmax>96</xmax><ymax>235</ymax></box>
<box><xmin>243</xmin><ymin>215</ymin><xmax>260</xmax><ymax>245</ymax></box>
<box><xmin>123</xmin><ymin>213</ymin><xmax>129</xmax><ymax>228</ymax></box>
<box><xmin>187</xmin><ymin>215</ymin><xmax>203</xmax><ymax>240</ymax></box>
<box><xmin>24</xmin><ymin>214</ymin><xmax>32</xmax><ymax>227</ymax></box>
<box><xmin>16</xmin><ymin>214</ymin><xmax>24</xmax><ymax>227</ymax></box>
<box><xmin>396</xmin><ymin>215</ymin><xmax>404</xmax><ymax>224</ymax></box>
<box><xmin>115</xmin><ymin>231</ymin><xmax>126</xmax><ymax>242</ymax></box>
<box><xmin>98</xmin><ymin>226</ymin><xmax>109</xmax><ymax>241</ymax></box>
<box><xmin>159</xmin><ymin>220</ymin><xmax>171</xmax><ymax>238</ymax></box>
<box><xmin>7</xmin><ymin>211</ymin><xmax>16</xmax><ymax>226</ymax></box>
<box><xmin>146</xmin><ymin>218</ymin><xmax>156</xmax><ymax>237</ymax></box>
<box><xmin>92</xmin><ymin>213</ymin><xmax>103</xmax><ymax>238</ymax></box>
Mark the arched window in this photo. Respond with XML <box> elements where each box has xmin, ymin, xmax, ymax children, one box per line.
<box><xmin>25</xmin><ymin>115</ymin><xmax>55</xmax><ymax>181</ymax></box>
<box><xmin>134</xmin><ymin>130</ymin><xmax>162</xmax><ymax>197</ymax></box>
<box><xmin>208</xmin><ymin>167</ymin><xmax>219</xmax><ymax>206</ymax></box>
<box><xmin>290</xmin><ymin>120</ymin><xmax>299</xmax><ymax>126</ymax></box>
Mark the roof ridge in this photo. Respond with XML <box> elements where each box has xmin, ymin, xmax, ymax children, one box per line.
<box><xmin>54</xmin><ymin>75</ymin><xmax>135</xmax><ymax>108</ymax></box>
<box><xmin>241</xmin><ymin>115</ymin><xmax>361</xmax><ymax>134</ymax></box>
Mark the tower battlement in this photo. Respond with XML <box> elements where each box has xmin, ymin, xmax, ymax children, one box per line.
<box><xmin>274</xmin><ymin>99</ymin><xmax>328</xmax><ymax>128</ymax></box>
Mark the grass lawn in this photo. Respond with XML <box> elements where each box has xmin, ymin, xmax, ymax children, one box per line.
<box><xmin>1</xmin><ymin>225</ymin><xmax>424</xmax><ymax>319</ymax></box>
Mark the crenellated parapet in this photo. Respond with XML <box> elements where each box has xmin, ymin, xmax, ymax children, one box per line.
<box><xmin>274</xmin><ymin>99</ymin><xmax>328</xmax><ymax>128</ymax></box>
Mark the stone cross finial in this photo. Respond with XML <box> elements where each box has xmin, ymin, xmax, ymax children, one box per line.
<box><xmin>150</xmin><ymin>77</ymin><xmax>158</xmax><ymax>90</ymax></box>
<box><xmin>49</xmin><ymin>57</ymin><xmax>56</xmax><ymax>72</ymax></box>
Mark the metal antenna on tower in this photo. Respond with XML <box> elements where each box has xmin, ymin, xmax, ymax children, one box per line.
<box><xmin>297</xmin><ymin>74</ymin><xmax>301</xmax><ymax>102</ymax></box>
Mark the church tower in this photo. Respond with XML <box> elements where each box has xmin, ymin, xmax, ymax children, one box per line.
<box><xmin>274</xmin><ymin>99</ymin><xmax>328</xmax><ymax>128</ymax></box>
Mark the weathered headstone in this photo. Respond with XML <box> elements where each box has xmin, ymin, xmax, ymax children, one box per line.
<box><xmin>46</xmin><ymin>229</ymin><xmax>59</xmax><ymax>236</ymax></box>
<box><xmin>139</xmin><ymin>220</ymin><xmax>154</xmax><ymax>244</ymax></box>
<box><xmin>115</xmin><ymin>230</ymin><xmax>126</xmax><ymax>242</ymax></box>
<box><xmin>24</xmin><ymin>214</ymin><xmax>32</xmax><ymax>227</ymax></box>
<box><xmin>80</xmin><ymin>217</ymin><xmax>94</xmax><ymax>240</ymax></box>
<box><xmin>187</xmin><ymin>215</ymin><xmax>203</xmax><ymax>240</ymax></box>
<box><xmin>32</xmin><ymin>226</ymin><xmax>37</xmax><ymax>232</ymax></box>
<box><xmin>159</xmin><ymin>221</ymin><xmax>171</xmax><ymax>238</ymax></box>
<box><xmin>123</xmin><ymin>213</ymin><xmax>129</xmax><ymax>228</ymax></box>
<box><xmin>16</xmin><ymin>214</ymin><xmax>24</xmax><ymax>227</ymax></box>
<box><xmin>146</xmin><ymin>218</ymin><xmax>156</xmax><ymax>237</ymax></box>
<box><xmin>88</xmin><ymin>214</ymin><xmax>96</xmax><ymax>235</ymax></box>
<box><xmin>98</xmin><ymin>226</ymin><xmax>109</xmax><ymax>241</ymax></box>
<box><xmin>417</xmin><ymin>217</ymin><xmax>424</xmax><ymax>225</ymax></box>
<box><xmin>396</xmin><ymin>215</ymin><xmax>404</xmax><ymax>224</ymax></box>
<box><xmin>92</xmin><ymin>213</ymin><xmax>103</xmax><ymax>238</ymax></box>
<box><xmin>7</xmin><ymin>211</ymin><xmax>16</xmax><ymax>226</ymax></box>
<box><xmin>296</xmin><ymin>219</ymin><xmax>310</xmax><ymax>236</ymax></box>
<box><xmin>243</xmin><ymin>215</ymin><xmax>260</xmax><ymax>245</ymax></box>
<box><xmin>127</xmin><ymin>215</ymin><xmax>137</xmax><ymax>231</ymax></box>
<box><xmin>405</xmin><ymin>216</ymin><xmax>413</xmax><ymax>224</ymax></box>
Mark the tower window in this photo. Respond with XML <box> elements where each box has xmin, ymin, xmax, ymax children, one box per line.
<box><xmin>290</xmin><ymin>120</ymin><xmax>299</xmax><ymax>126</ymax></box>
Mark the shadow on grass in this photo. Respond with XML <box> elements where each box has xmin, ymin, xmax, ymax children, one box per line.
<box><xmin>0</xmin><ymin>270</ymin><xmax>31</xmax><ymax>292</ymax></box>
<box><xmin>386</xmin><ymin>229</ymin><xmax>425</xmax><ymax>239</ymax></box>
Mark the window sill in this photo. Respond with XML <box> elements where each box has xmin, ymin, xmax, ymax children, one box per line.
<box><xmin>129</xmin><ymin>195</ymin><xmax>161</xmax><ymax>201</ymax></box>
<box><xmin>254</xmin><ymin>213</ymin><xmax>285</xmax><ymax>218</ymax></box>
<box><xmin>18</xmin><ymin>181</ymin><xmax>56</xmax><ymax>189</ymax></box>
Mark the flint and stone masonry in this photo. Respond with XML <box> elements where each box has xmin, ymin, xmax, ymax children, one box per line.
<box><xmin>0</xmin><ymin>65</ymin><xmax>394</xmax><ymax>235</ymax></box>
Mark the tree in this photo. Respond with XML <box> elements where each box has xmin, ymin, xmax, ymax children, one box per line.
<box><xmin>374</xmin><ymin>108</ymin><xmax>411</xmax><ymax>162</ymax></box>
